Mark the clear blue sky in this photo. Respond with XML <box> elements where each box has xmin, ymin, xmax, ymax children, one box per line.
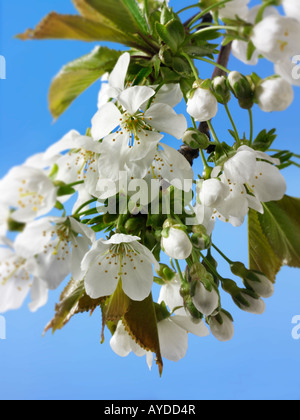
<box><xmin>0</xmin><ymin>0</ymin><xmax>300</xmax><ymax>400</ymax></box>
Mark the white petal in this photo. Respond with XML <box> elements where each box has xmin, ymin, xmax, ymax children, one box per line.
<box><xmin>144</xmin><ymin>103</ymin><xmax>187</xmax><ymax>139</ymax></box>
<box><xmin>249</xmin><ymin>161</ymin><xmax>287</xmax><ymax>202</ymax></box>
<box><xmin>109</xmin><ymin>52</ymin><xmax>130</xmax><ymax>92</ymax></box>
<box><xmin>121</xmin><ymin>253</ymin><xmax>154</xmax><ymax>301</ymax></box>
<box><xmin>171</xmin><ymin>315</ymin><xmax>210</xmax><ymax>337</ymax></box>
<box><xmin>29</xmin><ymin>277</ymin><xmax>48</xmax><ymax>312</ymax></box>
<box><xmin>84</xmin><ymin>253</ymin><xmax>119</xmax><ymax>299</ymax></box>
<box><xmin>91</xmin><ymin>102</ymin><xmax>121</xmax><ymax>140</ymax></box>
<box><xmin>158</xmin><ymin>318</ymin><xmax>188</xmax><ymax>362</ymax></box>
<box><xmin>118</xmin><ymin>86</ymin><xmax>155</xmax><ymax>115</ymax></box>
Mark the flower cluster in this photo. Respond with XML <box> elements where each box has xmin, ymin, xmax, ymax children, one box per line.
<box><xmin>0</xmin><ymin>0</ymin><xmax>299</xmax><ymax>374</ymax></box>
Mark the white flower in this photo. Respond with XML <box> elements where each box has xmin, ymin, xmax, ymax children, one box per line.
<box><xmin>231</xmin><ymin>5</ymin><xmax>279</xmax><ymax>65</ymax></box>
<box><xmin>192</xmin><ymin>281</ymin><xmax>219</xmax><ymax>316</ymax></box>
<box><xmin>150</xmin><ymin>143</ymin><xmax>194</xmax><ymax>192</ymax></box>
<box><xmin>97</xmin><ymin>52</ymin><xmax>131</xmax><ymax>108</ymax></box>
<box><xmin>0</xmin><ymin>166</ymin><xmax>57</xmax><ymax>223</ymax></box>
<box><xmin>0</xmin><ymin>242</ymin><xmax>48</xmax><ymax>313</ymax></box>
<box><xmin>187</xmin><ymin>88</ymin><xmax>218</xmax><ymax>122</ymax></box>
<box><xmin>161</xmin><ymin>227</ymin><xmax>193</xmax><ymax>260</ymax></box>
<box><xmin>274</xmin><ymin>57</ymin><xmax>300</xmax><ymax>87</ymax></box>
<box><xmin>282</xmin><ymin>0</ymin><xmax>300</xmax><ymax>23</ymax></box>
<box><xmin>209</xmin><ymin>311</ymin><xmax>234</xmax><ymax>342</ymax></box>
<box><xmin>110</xmin><ymin>321</ymin><xmax>153</xmax><ymax>370</ymax></box>
<box><xmin>223</xmin><ymin>146</ymin><xmax>287</xmax><ymax>203</ymax></box>
<box><xmin>0</xmin><ymin>203</ymin><xmax>9</xmax><ymax>242</ymax></box>
<box><xmin>218</xmin><ymin>0</ymin><xmax>249</xmax><ymax>20</ymax></box>
<box><xmin>157</xmin><ymin>276</ymin><xmax>209</xmax><ymax>362</ymax></box>
<box><xmin>15</xmin><ymin>217</ymin><xmax>95</xmax><ymax>290</ymax></box>
<box><xmin>92</xmin><ymin>85</ymin><xmax>187</xmax><ymax>181</ymax></box>
<box><xmin>251</xmin><ymin>15</ymin><xmax>300</xmax><ymax>64</ymax></box>
<box><xmin>81</xmin><ymin>233</ymin><xmax>159</xmax><ymax>301</ymax></box>
<box><xmin>255</xmin><ymin>77</ymin><xmax>294</xmax><ymax>112</ymax></box>
<box><xmin>44</xmin><ymin>130</ymin><xmax>102</xmax><ymax>195</ymax></box>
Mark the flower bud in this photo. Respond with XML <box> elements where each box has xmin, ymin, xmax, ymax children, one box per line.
<box><xmin>198</xmin><ymin>178</ymin><xmax>229</xmax><ymax>208</ymax></box>
<box><xmin>209</xmin><ymin>310</ymin><xmax>234</xmax><ymax>342</ymax></box>
<box><xmin>161</xmin><ymin>226</ymin><xmax>193</xmax><ymax>260</ymax></box>
<box><xmin>255</xmin><ymin>77</ymin><xmax>294</xmax><ymax>112</ymax></box>
<box><xmin>182</xmin><ymin>128</ymin><xmax>210</xmax><ymax>150</ymax></box>
<box><xmin>187</xmin><ymin>87</ymin><xmax>218</xmax><ymax>122</ymax></box>
<box><xmin>212</xmin><ymin>76</ymin><xmax>231</xmax><ymax>104</ymax></box>
<box><xmin>192</xmin><ymin>279</ymin><xmax>219</xmax><ymax>316</ymax></box>
<box><xmin>227</xmin><ymin>71</ymin><xmax>254</xmax><ymax>109</ymax></box>
<box><xmin>156</xmin><ymin>264</ymin><xmax>176</xmax><ymax>282</ymax></box>
<box><xmin>244</xmin><ymin>271</ymin><xmax>274</xmax><ymax>298</ymax></box>
<box><xmin>234</xmin><ymin>290</ymin><xmax>266</xmax><ymax>315</ymax></box>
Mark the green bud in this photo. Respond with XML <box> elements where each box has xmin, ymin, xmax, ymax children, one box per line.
<box><xmin>230</xmin><ymin>261</ymin><xmax>249</xmax><ymax>278</ymax></box>
<box><xmin>159</xmin><ymin>45</ymin><xmax>173</xmax><ymax>66</ymax></box>
<box><xmin>212</xmin><ymin>75</ymin><xmax>231</xmax><ymax>104</ymax></box>
<box><xmin>182</xmin><ymin>128</ymin><xmax>210</xmax><ymax>150</ymax></box>
<box><xmin>227</xmin><ymin>71</ymin><xmax>254</xmax><ymax>109</ymax></box>
<box><xmin>184</xmin><ymin>297</ymin><xmax>204</xmax><ymax>321</ymax></box>
<box><xmin>124</xmin><ymin>217</ymin><xmax>145</xmax><ymax>234</ymax></box>
<box><xmin>160</xmin><ymin>5</ymin><xmax>176</xmax><ymax>25</ymax></box>
<box><xmin>7</xmin><ymin>218</ymin><xmax>25</xmax><ymax>233</ymax></box>
<box><xmin>156</xmin><ymin>264</ymin><xmax>176</xmax><ymax>281</ymax></box>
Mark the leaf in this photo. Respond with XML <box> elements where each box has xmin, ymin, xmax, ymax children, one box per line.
<box><xmin>123</xmin><ymin>293</ymin><xmax>163</xmax><ymax>375</ymax></box>
<box><xmin>248</xmin><ymin>209</ymin><xmax>281</xmax><ymax>283</ymax></box>
<box><xmin>252</xmin><ymin>128</ymin><xmax>277</xmax><ymax>152</ymax></box>
<box><xmin>248</xmin><ymin>195</ymin><xmax>300</xmax><ymax>282</ymax></box>
<box><xmin>84</xmin><ymin>0</ymin><xmax>147</xmax><ymax>34</ymax></box>
<box><xmin>49</xmin><ymin>46</ymin><xmax>122</xmax><ymax>118</ymax></box>
<box><xmin>44</xmin><ymin>279</ymin><xmax>86</xmax><ymax>334</ymax></box>
<box><xmin>16</xmin><ymin>12</ymin><xmax>136</xmax><ymax>45</ymax></box>
<box><xmin>260</xmin><ymin>196</ymin><xmax>300</xmax><ymax>267</ymax></box>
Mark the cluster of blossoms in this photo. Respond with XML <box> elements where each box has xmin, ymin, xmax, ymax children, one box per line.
<box><xmin>1</xmin><ymin>0</ymin><xmax>299</xmax><ymax>372</ymax></box>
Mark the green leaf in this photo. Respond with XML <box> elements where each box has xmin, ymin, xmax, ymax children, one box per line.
<box><xmin>123</xmin><ymin>294</ymin><xmax>163</xmax><ymax>375</ymax></box>
<box><xmin>252</xmin><ymin>128</ymin><xmax>277</xmax><ymax>152</ymax></box>
<box><xmin>44</xmin><ymin>279</ymin><xmax>86</xmax><ymax>334</ymax></box>
<box><xmin>248</xmin><ymin>209</ymin><xmax>281</xmax><ymax>283</ymax></box>
<box><xmin>122</xmin><ymin>0</ymin><xmax>149</xmax><ymax>34</ymax></box>
<box><xmin>248</xmin><ymin>195</ymin><xmax>300</xmax><ymax>282</ymax></box>
<box><xmin>155</xmin><ymin>22</ymin><xmax>178</xmax><ymax>54</ymax></box>
<box><xmin>17</xmin><ymin>12</ymin><xmax>137</xmax><ymax>45</ymax></box>
<box><xmin>49</xmin><ymin>46</ymin><xmax>122</xmax><ymax>118</ymax></box>
<box><xmin>84</xmin><ymin>0</ymin><xmax>147</xmax><ymax>34</ymax></box>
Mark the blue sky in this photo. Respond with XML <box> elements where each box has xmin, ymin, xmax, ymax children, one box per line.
<box><xmin>0</xmin><ymin>0</ymin><xmax>300</xmax><ymax>400</ymax></box>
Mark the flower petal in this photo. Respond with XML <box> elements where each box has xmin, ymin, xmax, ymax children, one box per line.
<box><xmin>118</xmin><ymin>86</ymin><xmax>155</xmax><ymax>115</ymax></box>
<box><xmin>91</xmin><ymin>102</ymin><xmax>121</xmax><ymax>140</ymax></box>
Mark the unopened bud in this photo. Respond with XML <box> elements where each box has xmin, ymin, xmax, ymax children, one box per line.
<box><xmin>191</xmin><ymin>270</ymin><xmax>219</xmax><ymax>316</ymax></box>
<box><xmin>208</xmin><ymin>310</ymin><xmax>234</xmax><ymax>342</ymax></box>
<box><xmin>182</xmin><ymin>128</ymin><xmax>210</xmax><ymax>150</ymax></box>
<box><xmin>234</xmin><ymin>290</ymin><xmax>266</xmax><ymax>315</ymax></box>
<box><xmin>212</xmin><ymin>75</ymin><xmax>231</xmax><ymax>104</ymax></box>
<box><xmin>244</xmin><ymin>271</ymin><xmax>274</xmax><ymax>298</ymax></box>
<box><xmin>227</xmin><ymin>71</ymin><xmax>254</xmax><ymax>109</ymax></box>
<box><xmin>161</xmin><ymin>225</ymin><xmax>192</xmax><ymax>260</ymax></box>
<box><xmin>156</xmin><ymin>264</ymin><xmax>176</xmax><ymax>282</ymax></box>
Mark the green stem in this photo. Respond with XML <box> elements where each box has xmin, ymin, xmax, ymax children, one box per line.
<box><xmin>211</xmin><ymin>243</ymin><xmax>233</xmax><ymax>264</ymax></box>
<box><xmin>224</xmin><ymin>103</ymin><xmax>240</xmax><ymax>145</ymax></box>
<box><xmin>177</xmin><ymin>3</ymin><xmax>201</xmax><ymax>14</ymax></box>
<box><xmin>207</xmin><ymin>120</ymin><xmax>221</xmax><ymax>145</ymax></box>
<box><xmin>73</xmin><ymin>198</ymin><xmax>98</xmax><ymax>216</ymax></box>
<box><xmin>192</xmin><ymin>25</ymin><xmax>238</xmax><ymax>37</ymax></box>
<box><xmin>181</xmin><ymin>52</ymin><xmax>200</xmax><ymax>82</ymax></box>
<box><xmin>175</xmin><ymin>259</ymin><xmax>186</xmax><ymax>284</ymax></box>
<box><xmin>186</xmin><ymin>0</ymin><xmax>233</xmax><ymax>28</ymax></box>
<box><xmin>195</xmin><ymin>57</ymin><xmax>230</xmax><ymax>74</ymax></box>
<box><xmin>199</xmin><ymin>251</ymin><xmax>224</xmax><ymax>281</ymax></box>
<box><xmin>248</xmin><ymin>108</ymin><xmax>254</xmax><ymax>145</ymax></box>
